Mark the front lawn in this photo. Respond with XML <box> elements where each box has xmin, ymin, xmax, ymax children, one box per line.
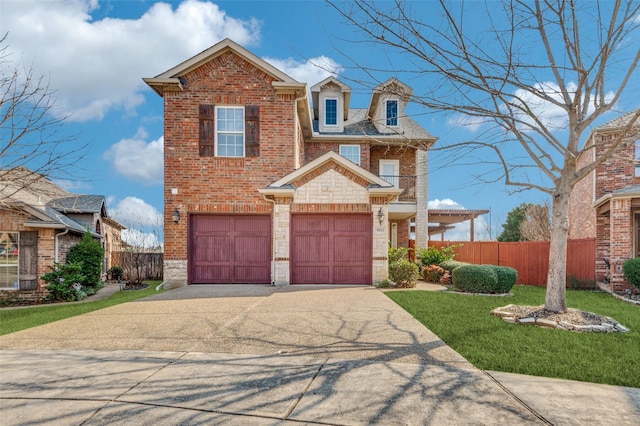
<box><xmin>0</xmin><ymin>282</ymin><xmax>163</xmax><ymax>336</ymax></box>
<box><xmin>386</xmin><ymin>286</ymin><xmax>640</xmax><ymax>388</ymax></box>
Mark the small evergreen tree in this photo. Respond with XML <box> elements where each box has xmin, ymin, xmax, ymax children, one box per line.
<box><xmin>497</xmin><ymin>203</ymin><xmax>530</xmax><ymax>242</ymax></box>
<box><xmin>66</xmin><ymin>231</ymin><xmax>104</xmax><ymax>290</ymax></box>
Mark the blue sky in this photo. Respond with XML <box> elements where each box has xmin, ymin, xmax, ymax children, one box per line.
<box><xmin>1</xmin><ymin>0</ymin><xmax>638</xmax><ymax>244</ymax></box>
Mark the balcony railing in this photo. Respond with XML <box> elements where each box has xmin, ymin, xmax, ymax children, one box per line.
<box><xmin>379</xmin><ymin>175</ymin><xmax>416</xmax><ymax>202</ymax></box>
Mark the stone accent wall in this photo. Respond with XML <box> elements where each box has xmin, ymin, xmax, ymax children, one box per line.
<box><xmin>163</xmin><ymin>259</ymin><xmax>188</xmax><ymax>289</ymax></box>
<box><xmin>372</xmin><ymin>203</ymin><xmax>389</xmax><ymax>283</ymax></box>
<box><xmin>293</xmin><ymin>170</ymin><xmax>369</xmax><ymax>204</ymax></box>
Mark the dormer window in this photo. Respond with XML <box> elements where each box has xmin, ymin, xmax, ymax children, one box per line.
<box><xmin>386</xmin><ymin>100</ymin><xmax>398</xmax><ymax>126</ymax></box>
<box><xmin>325</xmin><ymin>98</ymin><xmax>338</xmax><ymax>126</ymax></box>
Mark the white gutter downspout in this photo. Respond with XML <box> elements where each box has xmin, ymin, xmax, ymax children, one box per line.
<box><xmin>54</xmin><ymin>228</ymin><xmax>70</xmax><ymax>262</ymax></box>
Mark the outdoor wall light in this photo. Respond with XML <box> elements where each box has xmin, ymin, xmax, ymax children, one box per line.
<box><xmin>377</xmin><ymin>207</ymin><xmax>385</xmax><ymax>225</ymax></box>
<box><xmin>172</xmin><ymin>209</ymin><xmax>180</xmax><ymax>224</ymax></box>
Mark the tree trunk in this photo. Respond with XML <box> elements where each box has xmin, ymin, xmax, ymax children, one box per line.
<box><xmin>545</xmin><ymin>188</ymin><xmax>571</xmax><ymax>313</ymax></box>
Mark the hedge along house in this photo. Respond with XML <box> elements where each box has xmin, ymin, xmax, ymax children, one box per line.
<box><xmin>144</xmin><ymin>39</ymin><xmax>435</xmax><ymax>287</ymax></box>
<box><xmin>0</xmin><ymin>167</ymin><xmax>125</xmax><ymax>299</ymax></box>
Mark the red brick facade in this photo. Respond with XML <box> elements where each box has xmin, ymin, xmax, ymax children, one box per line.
<box><xmin>568</xmin><ymin>118</ymin><xmax>640</xmax><ymax>291</ymax></box>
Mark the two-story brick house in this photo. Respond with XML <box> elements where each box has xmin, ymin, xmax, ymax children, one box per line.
<box><xmin>569</xmin><ymin>109</ymin><xmax>640</xmax><ymax>291</ymax></box>
<box><xmin>144</xmin><ymin>39</ymin><xmax>435</xmax><ymax>287</ymax></box>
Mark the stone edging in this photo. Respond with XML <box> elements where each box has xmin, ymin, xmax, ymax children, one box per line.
<box><xmin>491</xmin><ymin>305</ymin><xmax>630</xmax><ymax>333</ymax></box>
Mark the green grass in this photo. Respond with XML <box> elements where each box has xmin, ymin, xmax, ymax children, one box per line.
<box><xmin>386</xmin><ymin>286</ymin><xmax>640</xmax><ymax>388</ymax></box>
<box><xmin>0</xmin><ymin>282</ymin><xmax>163</xmax><ymax>336</ymax></box>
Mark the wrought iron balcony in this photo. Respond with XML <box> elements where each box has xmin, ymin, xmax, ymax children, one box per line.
<box><xmin>379</xmin><ymin>175</ymin><xmax>416</xmax><ymax>202</ymax></box>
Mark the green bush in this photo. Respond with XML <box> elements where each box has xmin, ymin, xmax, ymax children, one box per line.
<box><xmin>622</xmin><ymin>257</ymin><xmax>640</xmax><ymax>290</ymax></box>
<box><xmin>108</xmin><ymin>266</ymin><xmax>124</xmax><ymax>281</ymax></box>
<box><xmin>415</xmin><ymin>245</ymin><xmax>459</xmax><ymax>267</ymax></box>
<box><xmin>440</xmin><ymin>260</ymin><xmax>469</xmax><ymax>273</ymax></box>
<box><xmin>493</xmin><ymin>266</ymin><xmax>518</xmax><ymax>293</ymax></box>
<box><xmin>389</xmin><ymin>247</ymin><xmax>410</xmax><ymax>263</ymax></box>
<box><xmin>66</xmin><ymin>231</ymin><xmax>105</xmax><ymax>289</ymax></box>
<box><xmin>42</xmin><ymin>262</ymin><xmax>87</xmax><ymax>301</ymax></box>
<box><xmin>451</xmin><ymin>264</ymin><xmax>498</xmax><ymax>293</ymax></box>
<box><xmin>389</xmin><ymin>260</ymin><xmax>419</xmax><ymax>288</ymax></box>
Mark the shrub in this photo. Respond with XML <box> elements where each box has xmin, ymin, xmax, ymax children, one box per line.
<box><xmin>415</xmin><ymin>245</ymin><xmax>459</xmax><ymax>267</ymax></box>
<box><xmin>567</xmin><ymin>275</ymin><xmax>597</xmax><ymax>290</ymax></box>
<box><xmin>422</xmin><ymin>264</ymin><xmax>446</xmax><ymax>282</ymax></box>
<box><xmin>389</xmin><ymin>247</ymin><xmax>410</xmax><ymax>263</ymax></box>
<box><xmin>493</xmin><ymin>266</ymin><xmax>518</xmax><ymax>293</ymax></box>
<box><xmin>440</xmin><ymin>272</ymin><xmax>451</xmax><ymax>285</ymax></box>
<box><xmin>66</xmin><ymin>231</ymin><xmax>105</xmax><ymax>290</ymax></box>
<box><xmin>42</xmin><ymin>262</ymin><xmax>87</xmax><ymax>301</ymax></box>
<box><xmin>108</xmin><ymin>266</ymin><xmax>124</xmax><ymax>281</ymax></box>
<box><xmin>389</xmin><ymin>260</ymin><xmax>419</xmax><ymax>288</ymax></box>
<box><xmin>451</xmin><ymin>264</ymin><xmax>498</xmax><ymax>293</ymax></box>
<box><xmin>622</xmin><ymin>258</ymin><xmax>640</xmax><ymax>290</ymax></box>
<box><xmin>376</xmin><ymin>278</ymin><xmax>393</xmax><ymax>288</ymax></box>
<box><xmin>440</xmin><ymin>260</ymin><xmax>469</xmax><ymax>273</ymax></box>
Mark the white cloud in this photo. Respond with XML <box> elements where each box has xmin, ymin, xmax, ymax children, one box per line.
<box><xmin>104</xmin><ymin>129</ymin><xmax>163</xmax><ymax>185</ymax></box>
<box><xmin>1</xmin><ymin>0</ymin><xmax>261</xmax><ymax>121</ymax></box>
<box><xmin>428</xmin><ymin>198</ymin><xmax>491</xmax><ymax>241</ymax></box>
<box><xmin>508</xmin><ymin>81</ymin><xmax>615</xmax><ymax>131</ymax></box>
<box><xmin>263</xmin><ymin>55</ymin><xmax>342</xmax><ymax>85</ymax></box>
<box><xmin>110</xmin><ymin>196</ymin><xmax>163</xmax><ymax>247</ymax></box>
<box><xmin>110</xmin><ymin>196</ymin><xmax>162</xmax><ymax>228</ymax></box>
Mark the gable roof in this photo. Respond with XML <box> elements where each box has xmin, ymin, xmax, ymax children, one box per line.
<box><xmin>259</xmin><ymin>151</ymin><xmax>403</xmax><ymax>200</ymax></box>
<box><xmin>143</xmin><ymin>38</ymin><xmax>305</xmax><ymax>97</ymax></box>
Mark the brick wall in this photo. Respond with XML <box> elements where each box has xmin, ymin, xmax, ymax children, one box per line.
<box><xmin>163</xmin><ymin>51</ymin><xmax>298</xmax><ymax>261</ymax></box>
<box><xmin>369</xmin><ymin>146</ymin><xmax>416</xmax><ymax>176</ymax></box>
<box><xmin>569</xmin><ymin>144</ymin><xmax>596</xmax><ymax>239</ymax></box>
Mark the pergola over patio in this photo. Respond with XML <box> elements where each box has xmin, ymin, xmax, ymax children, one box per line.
<box><xmin>428</xmin><ymin>209</ymin><xmax>490</xmax><ymax>241</ymax></box>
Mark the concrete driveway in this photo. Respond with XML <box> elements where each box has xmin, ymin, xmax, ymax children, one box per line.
<box><xmin>1</xmin><ymin>285</ymin><xmax>639</xmax><ymax>425</ymax></box>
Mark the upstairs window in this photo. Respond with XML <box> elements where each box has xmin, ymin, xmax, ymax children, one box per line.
<box><xmin>386</xmin><ymin>100</ymin><xmax>398</xmax><ymax>126</ymax></box>
<box><xmin>325</xmin><ymin>98</ymin><xmax>338</xmax><ymax>126</ymax></box>
<box><xmin>216</xmin><ymin>106</ymin><xmax>245</xmax><ymax>157</ymax></box>
<box><xmin>339</xmin><ymin>145</ymin><xmax>360</xmax><ymax>165</ymax></box>
<box><xmin>199</xmin><ymin>104</ymin><xmax>260</xmax><ymax>157</ymax></box>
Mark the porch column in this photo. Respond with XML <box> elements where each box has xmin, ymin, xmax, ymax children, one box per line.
<box><xmin>415</xmin><ymin>149</ymin><xmax>428</xmax><ymax>248</ymax></box>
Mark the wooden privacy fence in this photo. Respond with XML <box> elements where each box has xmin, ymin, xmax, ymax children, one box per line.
<box><xmin>428</xmin><ymin>238</ymin><xmax>595</xmax><ymax>286</ymax></box>
<box><xmin>110</xmin><ymin>252</ymin><xmax>163</xmax><ymax>280</ymax></box>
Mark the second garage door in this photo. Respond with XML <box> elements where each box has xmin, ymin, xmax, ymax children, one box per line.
<box><xmin>291</xmin><ymin>214</ymin><xmax>372</xmax><ymax>284</ymax></box>
<box><xmin>189</xmin><ymin>215</ymin><xmax>271</xmax><ymax>284</ymax></box>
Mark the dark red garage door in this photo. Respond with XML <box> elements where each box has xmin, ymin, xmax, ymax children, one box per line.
<box><xmin>291</xmin><ymin>214</ymin><xmax>372</xmax><ymax>284</ymax></box>
<box><xmin>189</xmin><ymin>215</ymin><xmax>271</xmax><ymax>284</ymax></box>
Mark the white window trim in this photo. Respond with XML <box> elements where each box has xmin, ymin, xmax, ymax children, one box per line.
<box><xmin>0</xmin><ymin>231</ymin><xmax>19</xmax><ymax>290</ymax></box>
<box><xmin>385</xmin><ymin>99</ymin><xmax>399</xmax><ymax>127</ymax></box>
<box><xmin>339</xmin><ymin>144</ymin><xmax>361</xmax><ymax>165</ymax></box>
<box><xmin>379</xmin><ymin>159</ymin><xmax>400</xmax><ymax>187</ymax></box>
<box><xmin>325</xmin><ymin>98</ymin><xmax>339</xmax><ymax>127</ymax></box>
<box><xmin>215</xmin><ymin>106</ymin><xmax>245</xmax><ymax>158</ymax></box>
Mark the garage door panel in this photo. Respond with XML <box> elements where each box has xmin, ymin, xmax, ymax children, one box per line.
<box><xmin>292</xmin><ymin>235</ymin><xmax>329</xmax><ymax>262</ymax></box>
<box><xmin>234</xmin><ymin>236</ymin><xmax>271</xmax><ymax>262</ymax></box>
<box><xmin>291</xmin><ymin>214</ymin><xmax>372</xmax><ymax>285</ymax></box>
<box><xmin>334</xmin><ymin>266</ymin><xmax>370</xmax><ymax>284</ymax></box>
<box><xmin>333</xmin><ymin>235</ymin><xmax>370</xmax><ymax>261</ymax></box>
<box><xmin>190</xmin><ymin>215</ymin><xmax>271</xmax><ymax>284</ymax></box>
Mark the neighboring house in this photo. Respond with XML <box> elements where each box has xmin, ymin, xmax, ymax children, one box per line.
<box><xmin>0</xmin><ymin>168</ymin><xmax>124</xmax><ymax>298</ymax></box>
<box><xmin>569</xmin><ymin>109</ymin><xmax>640</xmax><ymax>291</ymax></box>
<box><xmin>144</xmin><ymin>38</ymin><xmax>436</xmax><ymax>287</ymax></box>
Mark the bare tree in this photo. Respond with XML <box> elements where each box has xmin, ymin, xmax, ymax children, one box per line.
<box><xmin>329</xmin><ymin>0</ymin><xmax>640</xmax><ymax>312</ymax></box>
<box><xmin>0</xmin><ymin>33</ymin><xmax>86</xmax><ymax>203</ymax></box>
<box><xmin>521</xmin><ymin>202</ymin><xmax>551</xmax><ymax>241</ymax></box>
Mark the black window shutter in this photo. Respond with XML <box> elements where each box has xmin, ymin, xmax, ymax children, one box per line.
<box><xmin>199</xmin><ymin>104</ymin><xmax>215</xmax><ymax>156</ymax></box>
<box><xmin>245</xmin><ymin>105</ymin><xmax>260</xmax><ymax>157</ymax></box>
